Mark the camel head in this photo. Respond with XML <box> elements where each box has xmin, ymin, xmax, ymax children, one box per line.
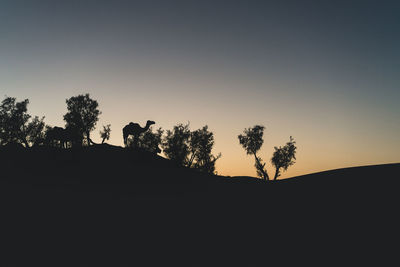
<box><xmin>146</xmin><ymin>120</ymin><xmax>155</xmax><ymax>127</ymax></box>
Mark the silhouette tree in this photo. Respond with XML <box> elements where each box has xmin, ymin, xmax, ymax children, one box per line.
<box><xmin>0</xmin><ymin>96</ymin><xmax>46</xmax><ymax>147</ymax></box>
<box><xmin>271</xmin><ymin>136</ymin><xmax>297</xmax><ymax>180</ymax></box>
<box><xmin>0</xmin><ymin>96</ymin><xmax>29</xmax><ymax>146</ymax></box>
<box><xmin>162</xmin><ymin>123</ymin><xmax>221</xmax><ymax>173</ymax></box>
<box><xmin>134</xmin><ymin>126</ymin><xmax>163</xmax><ymax>153</ymax></box>
<box><xmin>64</xmin><ymin>94</ymin><xmax>101</xmax><ymax>146</ymax></box>
<box><xmin>100</xmin><ymin>124</ymin><xmax>111</xmax><ymax>144</ymax></box>
<box><xmin>238</xmin><ymin>125</ymin><xmax>269</xmax><ymax>180</ymax></box>
<box><xmin>162</xmin><ymin>123</ymin><xmax>191</xmax><ymax>166</ymax></box>
<box><xmin>189</xmin><ymin>126</ymin><xmax>221</xmax><ymax>174</ymax></box>
<box><xmin>26</xmin><ymin>116</ymin><xmax>46</xmax><ymax>146</ymax></box>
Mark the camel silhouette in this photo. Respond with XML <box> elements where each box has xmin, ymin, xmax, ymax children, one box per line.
<box><xmin>45</xmin><ymin>126</ymin><xmax>82</xmax><ymax>148</ymax></box>
<box><xmin>123</xmin><ymin>120</ymin><xmax>155</xmax><ymax>147</ymax></box>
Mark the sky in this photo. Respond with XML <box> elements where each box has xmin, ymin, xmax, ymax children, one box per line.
<box><xmin>1</xmin><ymin>0</ymin><xmax>399</xmax><ymax>178</ymax></box>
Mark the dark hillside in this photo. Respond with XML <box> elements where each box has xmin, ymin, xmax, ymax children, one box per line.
<box><xmin>3</xmin><ymin>144</ymin><xmax>397</xmax><ymax>201</ymax></box>
<box><xmin>0</xmin><ymin>144</ymin><xmax>259</xmax><ymax>200</ymax></box>
<box><xmin>280</xmin><ymin>163</ymin><xmax>400</xmax><ymax>203</ymax></box>
<box><xmin>1</xmin><ymin>145</ymin><xmax>398</xmax><ymax>266</ymax></box>
<box><xmin>1</xmin><ymin>144</ymin><xmax>275</xmax><ymax>203</ymax></box>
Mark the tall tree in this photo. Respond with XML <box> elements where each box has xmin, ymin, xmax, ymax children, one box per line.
<box><xmin>238</xmin><ymin>125</ymin><xmax>269</xmax><ymax>180</ymax></box>
<box><xmin>64</xmin><ymin>94</ymin><xmax>101</xmax><ymax>146</ymax></box>
<box><xmin>0</xmin><ymin>96</ymin><xmax>46</xmax><ymax>147</ymax></box>
<box><xmin>271</xmin><ymin>136</ymin><xmax>297</xmax><ymax>180</ymax></box>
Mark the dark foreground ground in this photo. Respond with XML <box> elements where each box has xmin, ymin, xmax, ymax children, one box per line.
<box><xmin>1</xmin><ymin>144</ymin><xmax>399</xmax><ymax>266</ymax></box>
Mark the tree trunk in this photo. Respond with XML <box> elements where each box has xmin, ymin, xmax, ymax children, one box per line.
<box><xmin>274</xmin><ymin>167</ymin><xmax>280</xmax><ymax>180</ymax></box>
<box><xmin>187</xmin><ymin>153</ymin><xmax>196</xmax><ymax>168</ymax></box>
<box><xmin>87</xmin><ymin>131</ymin><xmax>97</xmax><ymax>145</ymax></box>
<box><xmin>87</xmin><ymin>134</ymin><xmax>98</xmax><ymax>145</ymax></box>
<box><xmin>87</xmin><ymin>132</ymin><xmax>91</xmax><ymax>145</ymax></box>
<box><xmin>254</xmin><ymin>154</ymin><xmax>269</xmax><ymax>180</ymax></box>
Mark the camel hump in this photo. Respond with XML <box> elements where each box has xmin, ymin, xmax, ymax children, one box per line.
<box><xmin>123</xmin><ymin>124</ymin><xmax>132</xmax><ymax>130</ymax></box>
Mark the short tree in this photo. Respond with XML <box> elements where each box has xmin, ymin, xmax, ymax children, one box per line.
<box><xmin>0</xmin><ymin>96</ymin><xmax>46</xmax><ymax>147</ymax></box>
<box><xmin>271</xmin><ymin>136</ymin><xmax>297</xmax><ymax>180</ymax></box>
<box><xmin>162</xmin><ymin>123</ymin><xmax>191</xmax><ymax>166</ymax></box>
<box><xmin>64</xmin><ymin>94</ymin><xmax>101</xmax><ymax>146</ymax></box>
<box><xmin>238</xmin><ymin>125</ymin><xmax>269</xmax><ymax>180</ymax></box>
<box><xmin>189</xmin><ymin>126</ymin><xmax>221</xmax><ymax>174</ymax></box>
<box><xmin>162</xmin><ymin>123</ymin><xmax>221</xmax><ymax>174</ymax></box>
<box><xmin>136</xmin><ymin>127</ymin><xmax>164</xmax><ymax>154</ymax></box>
<box><xmin>99</xmin><ymin>124</ymin><xmax>111</xmax><ymax>144</ymax></box>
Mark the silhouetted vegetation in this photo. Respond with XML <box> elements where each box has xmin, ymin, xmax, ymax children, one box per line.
<box><xmin>162</xmin><ymin>123</ymin><xmax>221</xmax><ymax>174</ymax></box>
<box><xmin>271</xmin><ymin>136</ymin><xmax>297</xmax><ymax>180</ymax></box>
<box><xmin>238</xmin><ymin>125</ymin><xmax>269</xmax><ymax>180</ymax></box>
<box><xmin>26</xmin><ymin>115</ymin><xmax>46</xmax><ymax>147</ymax></box>
<box><xmin>100</xmin><ymin>124</ymin><xmax>111</xmax><ymax>144</ymax></box>
<box><xmin>188</xmin><ymin>126</ymin><xmax>221</xmax><ymax>174</ymax></box>
<box><xmin>239</xmin><ymin>125</ymin><xmax>298</xmax><ymax>180</ymax></box>
<box><xmin>162</xmin><ymin>123</ymin><xmax>191</xmax><ymax>166</ymax></box>
<box><xmin>64</xmin><ymin>94</ymin><xmax>101</xmax><ymax>146</ymax></box>
<box><xmin>134</xmin><ymin>126</ymin><xmax>163</xmax><ymax>154</ymax></box>
<box><xmin>0</xmin><ymin>96</ymin><xmax>46</xmax><ymax>147</ymax></box>
<box><xmin>1</xmin><ymin>93</ymin><xmax>297</xmax><ymax>179</ymax></box>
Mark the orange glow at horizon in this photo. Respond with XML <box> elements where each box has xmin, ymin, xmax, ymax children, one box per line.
<box><xmin>12</xmin><ymin>78</ymin><xmax>398</xmax><ymax>179</ymax></box>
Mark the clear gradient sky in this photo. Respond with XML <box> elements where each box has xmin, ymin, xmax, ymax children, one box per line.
<box><xmin>1</xmin><ymin>0</ymin><xmax>399</xmax><ymax>178</ymax></box>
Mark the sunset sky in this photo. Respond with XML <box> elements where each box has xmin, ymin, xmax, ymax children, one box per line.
<box><xmin>1</xmin><ymin>0</ymin><xmax>399</xmax><ymax>178</ymax></box>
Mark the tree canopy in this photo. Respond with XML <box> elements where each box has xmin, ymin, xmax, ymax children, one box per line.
<box><xmin>238</xmin><ymin>125</ymin><xmax>265</xmax><ymax>155</ymax></box>
<box><xmin>135</xmin><ymin>126</ymin><xmax>164</xmax><ymax>154</ymax></box>
<box><xmin>238</xmin><ymin>125</ymin><xmax>269</xmax><ymax>180</ymax></box>
<box><xmin>0</xmin><ymin>96</ymin><xmax>46</xmax><ymax>147</ymax></box>
<box><xmin>64</xmin><ymin>94</ymin><xmax>101</xmax><ymax>145</ymax></box>
<box><xmin>162</xmin><ymin>123</ymin><xmax>191</xmax><ymax>166</ymax></box>
<box><xmin>162</xmin><ymin>123</ymin><xmax>221</xmax><ymax>174</ymax></box>
<box><xmin>189</xmin><ymin>126</ymin><xmax>221</xmax><ymax>174</ymax></box>
<box><xmin>271</xmin><ymin>136</ymin><xmax>297</xmax><ymax>180</ymax></box>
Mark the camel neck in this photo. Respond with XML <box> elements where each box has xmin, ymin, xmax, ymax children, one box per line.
<box><xmin>144</xmin><ymin>123</ymin><xmax>151</xmax><ymax>130</ymax></box>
